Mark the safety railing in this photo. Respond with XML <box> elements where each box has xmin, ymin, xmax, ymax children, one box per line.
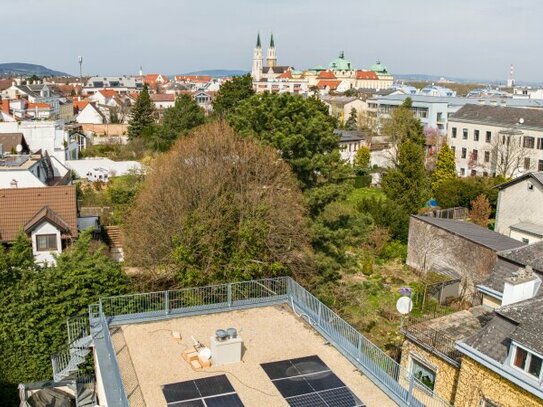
<box><xmin>403</xmin><ymin>321</ymin><xmax>462</xmax><ymax>366</ymax></box>
<box><xmin>86</xmin><ymin>277</ymin><xmax>450</xmax><ymax>407</ymax></box>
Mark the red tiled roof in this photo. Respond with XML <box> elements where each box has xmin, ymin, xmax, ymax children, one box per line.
<box><xmin>277</xmin><ymin>71</ymin><xmax>292</xmax><ymax>79</ymax></box>
<box><xmin>318</xmin><ymin>71</ymin><xmax>336</xmax><ymax>80</ymax></box>
<box><xmin>99</xmin><ymin>89</ymin><xmax>117</xmax><ymax>98</ymax></box>
<box><xmin>317</xmin><ymin>80</ymin><xmax>342</xmax><ymax>90</ymax></box>
<box><xmin>144</xmin><ymin>74</ymin><xmax>168</xmax><ymax>84</ymax></box>
<box><xmin>0</xmin><ymin>186</ymin><xmax>77</xmax><ymax>242</ymax></box>
<box><xmin>356</xmin><ymin>70</ymin><xmax>379</xmax><ymax>80</ymax></box>
<box><xmin>73</xmin><ymin>100</ymin><xmax>90</xmax><ymax>111</ymax></box>
<box><xmin>27</xmin><ymin>102</ymin><xmax>51</xmax><ymax>109</ymax></box>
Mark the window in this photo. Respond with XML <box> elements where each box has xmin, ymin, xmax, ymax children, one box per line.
<box><xmin>460</xmin><ymin>168</ymin><xmax>465</xmax><ymax>176</ymax></box>
<box><xmin>410</xmin><ymin>357</ymin><xmax>436</xmax><ymax>392</ymax></box>
<box><xmin>486</xmin><ymin>131</ymin><xmax>492</xmax><ymax>143</ymax></box>
<box><xmin>537</xmin><ymin>138</ymin><xmax>543</xmax><ymax>150</ymax></box>
<box><xmin>472</xmin><ymin>149</ymin><xmax>478</xmax><ymax>160</ymax></box>
<box><xmin>36</xmin><ymin>234</ymin><xmax>57</xmax><ymax>251</ymax></box>
<box><xmin>539</xmin><ymin>160</ymin><xmax>543</xmax><ymax>172</ymax></box>
<box><xmin>452</xmin><ymin>127</ymin><xmax>457</xmax><ymax>138</ymax></box>
<box><xmin>523</xmin><ymin>136</ymin><xmax>535</xmax><ymax>149</ymax></box>
<box><xmin>451</xmin><ymin>146</ymin><xmax>456</xmax><ymax>155</ymax></box>
<box><xmin>524</xmin><ymin>157</ymin><xmax>531</xmax><ymax>170</ymax></box>
<box><xmin>474</xmin><ymin>129</ymin><xmax>480</xmax><ymax>141</ymax></box>
<box><xmin>522</xmin><ymin>238</ymin><xmax>530</xmax><ymax>244</ymax></box>
<box><xmin>463</xmin><ymin>128</ymin><xmax>468</xmax><ymax>140</ymax></box>
<box><xmin>461</xmin><ymin>147</ymin><xmax>467</xmax><ymax>159</ymax></box>
<box><xmin>512</xmin><ymin>345</ymin><xmax>543</xmax><ymax>379</ymax></box>
<box><xmin>484</xmin><ymin>151</ymin><xmax>490</xmax><ymax>163</ymax></box>
<box><xmin>471</xmin><ymin>169</ymin><xmax>477</xmax><ymax>176</ymax></box>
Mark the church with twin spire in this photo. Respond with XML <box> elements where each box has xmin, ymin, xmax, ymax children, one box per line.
<box><xmin>251</xmin><ymin>33</ymin><xmax>291</xmax><ymax>81</ymax></box>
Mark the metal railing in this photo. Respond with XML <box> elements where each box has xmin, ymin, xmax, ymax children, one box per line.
<box><xmin>81</xmin><ymin>277</ymin><xmax>451</xmax><ymax>407</ymax></box>
<box><xmin>402</xmin><ymin>320</ymin><xmax>462</xmax><ymax>365</ymax></box>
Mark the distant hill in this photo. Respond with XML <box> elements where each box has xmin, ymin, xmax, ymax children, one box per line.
<box><xmin>0</xmin><ymin>63</ymin><xmax>70</xmax><ymax>77</ymax></box>
<box><xmin>176</xmin><ymin>69</ymin><xmax>248</xmax><ymax>78</ymax></box>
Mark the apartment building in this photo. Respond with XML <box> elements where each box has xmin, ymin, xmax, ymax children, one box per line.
<box><xmin>448</xmin><ymin>105</ymin><xmax>543</xmax><ymax>177</ymax></box>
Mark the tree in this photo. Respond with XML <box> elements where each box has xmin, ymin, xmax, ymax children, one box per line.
<box><xmin>382</xmin><ymin>140</ymin><xmax>430</xmax><ymax>214</ymax></box>
<box><xmin>432</xmin><ymin>144</ymin><xmax>456</xmax><ymax>193</ymax></box>
<box><xmin>228</xmin><ymin>92</ymin><xmax>345</xmax><ymax>191</ymax></box>
<box><xmin>212</xmin><ymin>74</ymin><xmax>254</xmax><ymax>117</ymax></box>
<box><xmin>344</xmin><ymin>108</ymin><xmax>358</xmax><ymax>130</ymax></box>
<box><xmin>152</xmin><ymin>95</ymin><xmax>206</xmax><ymax>151</ymax></box>
<box><xmin>0</xmin><ymin>231</ymin><xmax>129</xmax><ymax>403</ymax></box>
<box><xmin>353</xmin><ymin>146</ymin><xmax>371</xmax><ymax>169</ymax></box>
<box><xmin>127</xmin><ymin>84</ymin><xmax>155</xmax><ymax>139</ymax></box>
<box><xmin>488</xmin><ymin>130</ymin><xmax>532</xmax><ymax>178</ymax></box>
<box><xmin>381</xmin><ymin>97</ymin><xmax>425</xmax><ymax>147</ymax></box>
<box><xmin>124</xmin><ymin>122</ymin><xmax>314</xmax><ymax>286</ymax></box>
<box><xmin>469</xmin><ymin>194</ymin><xmax>491</xmax><ymax>228</ymax></box>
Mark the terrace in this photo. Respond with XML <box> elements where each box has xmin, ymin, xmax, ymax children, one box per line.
<box><xmin>48</xmin><ymin>277</ymin><xmax>454</xmax><ymax>407</ymax></box>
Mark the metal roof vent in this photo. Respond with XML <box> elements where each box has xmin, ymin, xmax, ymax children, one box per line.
<box><xmin>215</xmin><ymin>329</ymin><xmax>228</xmax><ymax>342</ymax></box>
<box><xmin>226</xmin><ymin>328</ymin><xmax>237</xmax><ymax>339</ymax></box>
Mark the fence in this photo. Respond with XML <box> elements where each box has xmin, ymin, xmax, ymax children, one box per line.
<box><xmin>425</xmin><ymin>207</ymin><xmax>468</xmax><ymax>220</ymax></box>
<box><xmin>84</xmin><ymin>277</ymin><xmax>451</xmax><ymax>407</ymax></box>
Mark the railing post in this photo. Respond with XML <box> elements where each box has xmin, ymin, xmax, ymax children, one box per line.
<box><xmin>356</xmin><ymin>335</ymin><xmax>362</xmax><ymax>362</ymax></box>
<box><xmin>317</xmin><ymin>301</ymin><xmax>322</xmax><ymax>327</ymax></box>
<box><xmin>227</xmin><ymin>283</ymin><xmax>232</xmax><ymax>308</ymax></box>
<box><xmin>165</xmin><ymin>291</ymin><xmax>170</xmax><ymax>315</ymax></box>
<box><xmin>407</xmin><ymin>373</ymin><xmax>415</xmax><ymax>406</ymax></box>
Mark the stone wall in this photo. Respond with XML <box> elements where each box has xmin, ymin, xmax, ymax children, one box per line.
<box><xmin>454</xmin><ymin>357</ymin><xmax>542</xmax><ymax>407</ymax></box>
<box><xmin>400</xmin><ymin>340</ymin><xmax>459</xmax><ymax>405</ymax></box>
<box><xmin>407</xmin><ymin>216</ymin><xmax>497</xmax><ymax>300</ymax></box>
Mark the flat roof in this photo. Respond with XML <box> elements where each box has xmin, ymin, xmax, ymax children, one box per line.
<box><xmin>112</xmin><ymin>305</ymin><xmax>396</xmax><ymax>407</ymax></box>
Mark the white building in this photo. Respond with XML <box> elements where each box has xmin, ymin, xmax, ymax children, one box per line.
<box><xmin>66</xmin><ymin>157</ymin><xmax>144</xmax><ymax>179</ymax></box>
<box><xmin>495</xmin><ymin>172</ymin><xmax>543</xmax><ymax>244</ymax></box>
<box><xmin>448</xmin><ymin>104</ymin><xmax>543</xmax><ymax>177</ymax></box>
<box><xmin>75</xmin><ymin>103</ymin><xmax>106</xmax><ymax>124</ymax></box>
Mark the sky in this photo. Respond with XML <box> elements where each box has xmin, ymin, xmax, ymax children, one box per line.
<box><xmin>1</xmin><ymin>0</ymin><xmax>541</xmax><ymax>82</ymax></box>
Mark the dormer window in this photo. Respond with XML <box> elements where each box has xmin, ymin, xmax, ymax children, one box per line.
<box><xmin>512</xmin><ymin>344</ymin><xmax>543</xmax><ymax>379</ymax></box>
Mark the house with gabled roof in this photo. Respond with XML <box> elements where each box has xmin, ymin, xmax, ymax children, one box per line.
<box><xmin>0</xmin><ymin>185</ymin><xmax>78</xmax><ymax>264</ymax></box>
<box><xmin>495</xmin><ymin>172</ymin><xmax>543</xmax><ymax>244</ymax></box>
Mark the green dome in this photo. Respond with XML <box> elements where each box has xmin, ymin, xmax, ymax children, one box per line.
<box><xmin>328</xmin><ymin>52</ymin><xmax>352</xmax><ymax>71</ymax></box>
<box><xmin>310</xmin><ymin>65</ymin><xmax>325</xmax><ymax>72</ymax></box>
<box><xmin>371</xmin><ymin>60</ymin><xmax>388</xmax><ymax>74</ymax></box>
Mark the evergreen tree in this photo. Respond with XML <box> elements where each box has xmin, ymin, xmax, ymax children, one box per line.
<box><xmin>151</xmin><ymin>94</ymin><xmax>206</xmax><ymax>151</ymax></box>
<box><xmin>353</xmin><ymin>146</ymin><xmax>371</xmax><ymax>169</ymax></box>
<box><xmin>432</xmin><ymin>144</ymin><xmax>456</xmax><ymax>193</ymax></box>
<box><xmin>344</xmin><ymin>108</ymin><xmax>358</xmax><ymax>130</ymax></box>
<box><xmin>127</xmin><ymin>85</ymin><xmax>155</xmax><ymax>139</ymax></box>
<box><xmin>382</xmin><ymin>140</ymin><xmax>430</xmax><ymax>214</ymax></box>
<box><xmin>212</xmin><ymin>74</ymin><xmax>254</xmax><ymax>117</ymax></box>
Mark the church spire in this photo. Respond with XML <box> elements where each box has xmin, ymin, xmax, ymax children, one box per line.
<box><xmin>270</xmin><ymin>33</ymin><xmax>275</xmax><ymax>48</ymax></box>
<box><xmin>256</xmin><ymin>33</ymin><xmax>261</xmax><ymax>48</ymax></box>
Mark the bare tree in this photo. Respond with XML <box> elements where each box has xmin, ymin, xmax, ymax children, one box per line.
<box><xmin>487</xmin><ymin>129</ymin><xmax>533</xmax><ymax>178</ymax></box>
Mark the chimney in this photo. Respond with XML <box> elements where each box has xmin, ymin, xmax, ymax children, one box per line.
<box><xmin>9</xmin><ymin>179</ymin><xmax>18</xmax><ymax>188</ymax></box>
<box><xmin>502</xmin><ymin>266</ymin><xmax>541</xmax><ymax>306</ymax></box>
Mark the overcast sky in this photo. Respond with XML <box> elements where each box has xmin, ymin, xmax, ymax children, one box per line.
<box><xmin>1</xmin><ymin>0</ymin><xmax>540</xmax><ymax>82</ymax></box>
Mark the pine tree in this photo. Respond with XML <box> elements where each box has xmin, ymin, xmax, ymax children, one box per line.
<box><xmin>127</xmin><ymin>84</ymin><xmax>155</xmax><ymax>139</ymax></box>
<box><xmin>382</xmin><ymin>140</ymin><xmax>430</xmax><ymax>214</ymax></box>
<box><xmin>344</xmin><ymin>108</ymin><xmax>358</xmax><ymax>130</ymax></box>
<box><xmin>432</xmin><ymin>144</ymin><xmax>456</xmax><ymax>193</ymax></box>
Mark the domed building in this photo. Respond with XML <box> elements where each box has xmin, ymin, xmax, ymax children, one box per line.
<box><xmin>329</xmin><ymin>52</ymin><xmax>353</xmax><ymax>71</ymax></box>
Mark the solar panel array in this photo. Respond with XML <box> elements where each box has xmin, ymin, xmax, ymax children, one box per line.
<box><xmin>261</xmin><ymin>355</ymin><xmax>365</xmax><ymax>407</ymax></box>
<box><xmin>162</xmin><ymin>374</ymin><xmax>244</xmax><ymax>407</ymax></box>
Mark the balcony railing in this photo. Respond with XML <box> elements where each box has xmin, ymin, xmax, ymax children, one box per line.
<box><xmin>67</xmin><ymin>277</ymin><xmax>452</xmax><ymax>407</ymax></box>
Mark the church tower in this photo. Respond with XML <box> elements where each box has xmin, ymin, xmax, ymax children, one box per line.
<box><xmin>266</xmin><ymin>33</ymin><xmax>277</xmax><ymax>68</ymax></box>
<box><xmin>251</xmin><ymin>33</ymin><xmax>263</xmax><ymax>81</ymax></box>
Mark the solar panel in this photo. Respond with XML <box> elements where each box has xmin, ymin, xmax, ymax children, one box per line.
<box><xmin>162</xmin><ymin>374</ymin><xmax>244</xmax><ymax>407</ymax></box>
<box><xmin>261</xmin><ymin>355</ymin><xmax>365</xmax><ymax>407</ymax></box>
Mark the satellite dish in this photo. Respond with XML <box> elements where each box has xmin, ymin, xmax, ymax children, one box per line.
<box><xmin>396</xmin><ymin>296</ymin><xmax>413</xmax><ymax>315</ymax></box>
<box><xmin>15</xmin><ymin>144</ymin><xmax>22</xmax><ymax>153</ymax></box>
<box><xmin>519</xmin><ymin>118</ymin><xmax>525</xmax><ymax>124</ymax></box>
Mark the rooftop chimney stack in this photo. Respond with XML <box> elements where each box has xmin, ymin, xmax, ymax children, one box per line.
<box><xmin>502</xmin><ymin>265</ymin><xmax>540</xmax><ymax>306</ymax></box>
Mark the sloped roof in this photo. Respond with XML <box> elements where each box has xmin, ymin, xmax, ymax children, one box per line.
<box><xmin>24</xmin><ymin>206</ymin><xmax>71</xmax><ymax>233</ymax></box>
<box><xmin>356</xmin><ymin>70</ymin><xmax>378</xmax><ymax>80</ymax></box>
<box><xmin>0</xmin><ymin>133</ymin><xmax>29</xmax><ymax>153</ymax></box>
<box><xmin>451</xmin><ymin>104</ymin><xmax>543</xmax><ymax>129</ymax></box>
<box><xmin>318</xmin><ymin>70</ymin><xmax>337</xmax><ymax>80</ymax></box>
<box><xmin>317</xmin><ymin>80</ymin><xmax>341</xmax><ymax>90</ymax></box>
<box><xmin>412</xmin><ymin>215</ymin><xmax>526</xmax><ymax>251</ymax></box>
<box><xmin>495</xmin><ymin>171</ymin><xmax>543</xmax><ymax>190</ymax></box>
<box><xmin>0</xmin><ymin>185</ymin><xmax>77</xmax><ymax>242</ymax></box>
<box><xmin>150</xmin><ymin>94</ymin><xmax>175</xmax><ymax>102</ymax></box>
<box><xmin>99</xmin><ymin>89</ymin><xmax>117</xmax><ymax>98</ymax></box>
<box><xmin>499</xmin><ymin>241</ymin><xmax>543</xmax><ymax>273</ymax></box>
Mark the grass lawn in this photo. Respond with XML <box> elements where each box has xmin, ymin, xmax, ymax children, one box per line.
<box><xmin>346</xmin><ymin>187</ymin><xmax>386</xmax><ymax>207</ymax></box>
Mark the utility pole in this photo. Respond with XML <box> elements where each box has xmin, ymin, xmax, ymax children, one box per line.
<box><xmin>78</xmin><ymin>56</ymin><xmax>83</xmax><ymax>82</ymax></box>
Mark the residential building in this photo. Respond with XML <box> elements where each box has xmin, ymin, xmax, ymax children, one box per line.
<box><xmin>150</xmin><ymin>93</ymin><xmax>175</xmax><ymax>109</ymax></box>
<box><xmin>407</xmin><ymin>215</ymin><xmax>525</xmax><ymax>299</ymax></box>
<box><xmin>448</xmin><ymin>105</ymin><xmax>543</xmax><ymax>177</ymax></box>
<box><xmin>419</xmin><ymin>85</ymin><xmax>456</xmax><ymax>97</ymax></box>
<box><xmin>144</xmin><ymin>73</ymin><xmax>169</xmax><ymax>87</ymax></box>
<box><xmin>335</xmin><ymin>129</ymin><xmax>367</xmax><ymax>164</ymax></box>
<box><xmin>83</xmin><ymin>76</ymin><xmax>143</xmax><ymax>95</ymax></box>
<box><xmin>401</xmin><ymin>241</ymin><xmax>543</xmax><ymax>407</ymax></box>
<box><xmin>75</xmin><ymin>103</ymin><xmax>106</xmax><ymax>125</ymax></box>
<box><xmin>19</xmin><ymin>277</ymin><xmax>453</xmax><ymax>407</ymax></box>
<box><xmin>0</xmin><ymin>185</ymin><xmax>77</xmax><ymax>264</ymax></box>
<box><xmin>321</xmin><ymin>96</ymin><xmax>368</xmax><ymax>124</ymax></box>
<box><xmin>494</xmin><ymin>172</ymin><xmax>543</xmax><ymax>244</ymax></box>
<box><xmin>65</xmin><ymin>157</ymin><xmax>143</xmax><ymax>180</ymax></box>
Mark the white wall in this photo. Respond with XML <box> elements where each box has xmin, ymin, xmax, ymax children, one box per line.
<box><xmin>76</xmin><ymin>105</ymin><xmax>105</xmax><ymax>124</ymax></box>
<box><xmin>31</xmin><ymin>221</ymin><xmax>62</xmax><ymax>265</ymax></box>
<box><xmin>495</xmin><ymin>178</ymin><xmax>543</xmax><ymax>241</ymax></box>
<box><xmin>0</xmin><ymin>171</ymin><xmax>46</xmax><ymax>188</ymax></box>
